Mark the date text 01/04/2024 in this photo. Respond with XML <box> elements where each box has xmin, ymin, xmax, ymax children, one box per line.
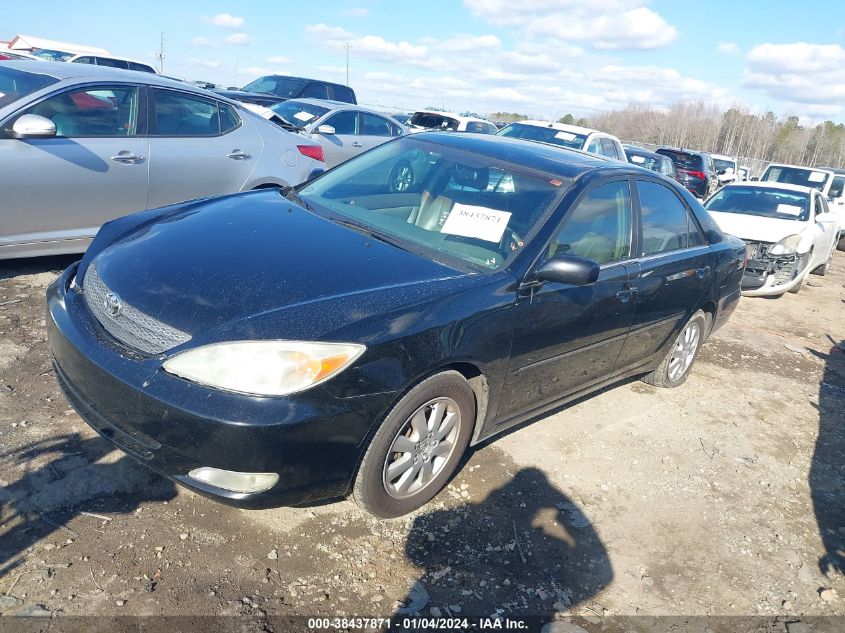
<box><xmin>306</xmin><ymin>617</ymin><xmax>531</xmax><ymax>629</ymax></box>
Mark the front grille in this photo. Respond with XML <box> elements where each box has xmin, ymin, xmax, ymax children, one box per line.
<box><xmin>83</xmin><ymin>264</ymin><xmax>191</xmax><ymax>355</ymax></box>
<box><xmin>744</xmin><ymin>240</ymin><xmax>770</xmax><ymax>260</ymax></box>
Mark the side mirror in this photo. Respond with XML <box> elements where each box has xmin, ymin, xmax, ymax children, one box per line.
<box><xmin>533</xmin><ymin>255</ymin><xmax>600</xmax><ymax>286</ymax></box>
<box><xmin>316</xmin><ymin>124</ymin><xmax>336</xmax><ymax>135</ymax></box>
<box><xmin>10</xmin><ymin>114</ymin><xmax>57</xmax><ymax>139</ymax></box>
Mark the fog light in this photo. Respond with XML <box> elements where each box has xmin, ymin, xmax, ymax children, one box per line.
<box><xmin>187</xmin><ymin>467</ymin><xmax>278</xmax><ymax>493</ymax></box>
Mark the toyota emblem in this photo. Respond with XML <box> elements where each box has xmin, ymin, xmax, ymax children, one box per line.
<box><xmin>104</xmin><ymin>292</ymin><xmax>122</xmax><ymax>318</ymax></box>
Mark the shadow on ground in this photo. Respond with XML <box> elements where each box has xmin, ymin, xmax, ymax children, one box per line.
<box><xmin>395</xmin><ymin>466</ymin><xmax>612</xmax><ymax>621</ymax></box>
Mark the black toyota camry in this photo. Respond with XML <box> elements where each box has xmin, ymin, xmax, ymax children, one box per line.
<box><xmin>47</xmin><ymin>133</ymin><xmax>745</xmax><ymax>518</ymax></box>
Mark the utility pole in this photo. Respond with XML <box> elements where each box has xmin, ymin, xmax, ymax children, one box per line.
<box><xmin>342</xmin><ymin>42</ymin><xmax>352</xmax><ymax>86</ymax></box>
<box><xmin>233</xmin><ymin>57</ymin><xmax>238</xmax><ymax>88</ymax></box>
<box><xmin>155</xmin><ymin>31</ymin><xmax>165</xmax><ymax>74</ymax></box>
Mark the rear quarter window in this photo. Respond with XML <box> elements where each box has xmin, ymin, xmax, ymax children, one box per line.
<box><xmin>331</xmin><ymin>85</ymin><xmax>356</xmax><ymax>104</ymax></box>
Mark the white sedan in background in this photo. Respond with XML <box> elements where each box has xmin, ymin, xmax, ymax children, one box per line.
<box><xmin>704</xmin><ymin>182</ymin><xmax>840</xmax><ymax>296</ymax></box>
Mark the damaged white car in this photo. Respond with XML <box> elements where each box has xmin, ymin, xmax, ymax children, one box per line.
<box><xmin>704</xmin><ymin>182</ymin><xmax>840</xmax><ymax>297</ymax></box>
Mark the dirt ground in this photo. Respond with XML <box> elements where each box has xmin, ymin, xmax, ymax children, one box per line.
<box><xmin>0</xmin><ymin>251</ymin><xmax>843</xmax><ymax>629</ymax></box>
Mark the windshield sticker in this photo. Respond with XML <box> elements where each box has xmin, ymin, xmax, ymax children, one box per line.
<box><xmin>554</xmin><ymin>131</ymin><xmax>577</xmax><ymax>141</ymax></box>
<box><xmin>293</xmin><ymin>111</ymin><xmax>316</xmax><ymax>122</ymax></box>
<box><xmin>630</xmin><ymin>155</ymin><xmax>645</xmax><ymax>163</ymax></box>
<box><xmin>549</xmin><ymin>178</ymin><xmax>563</xmax><ymax>187</ymax></box>
<box><xmin>776</xmin><ymin>204</ymin><xmax>802</xmax><ymax>216</ymax></box>
<box><xmin>808</xmin><ymin>171</ymin><xmax>827</xmax><ymax>183</ymax></box>
<box><xmin>441</xmin><ymin>204</ymin><xmax>512</xmax><ymax>243</ymax></box>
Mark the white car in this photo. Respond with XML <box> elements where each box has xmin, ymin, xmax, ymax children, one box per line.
<box><xmin>711</xmin><ymin>153</ymin><xmax>739</xmax><ymax>186</ymax></box>
<box><xmin>405</xmin><ymin>110</ymin><xmax>498</xmax><ymax>134</ymax></box>
<box><xmin>496</xmin><ymin>120</ymin><xmax>626</xmax><ymax>161</ymax></box>
<box><xmin>816</xmin><ymin>168</ymin><xmax>845</xmax><ymax>250</ymax></box>
<box><xmin>759</xmin><ymin>163</ymin><xmax>835</xmax><ymax>197</ymax></box>
<box><xmin>704</xmin><ymin>182</ymin><xmax>840</xmax><ymax>296</ymax></box>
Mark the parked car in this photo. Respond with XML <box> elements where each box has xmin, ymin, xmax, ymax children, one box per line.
<box><xmin>390</xmin><ymin>113</ymin><xmax>412</xmax><ymax>125</ymax></box>
<box><xmin>817</xmin><ymin>167</ymin><xmax>845</xmax><ymax>250</ymax></box>
<box><xmin>0</xmin><ymin>62</ymin><xmax>324</xmax><ymax>259</ymax></box>
<box><xmin>66</xmin><ymin>54</ymin><xmax>157</xmax><ymax>74</ymax></box>
<box><xmin>656</xmin><ymin>147</ymin><xmax>718</xmax><ymax>199</ymax></box>
<box><xmin>243</xmin><ymin>98</ymin><xmax>406</xmax><ymax>169</ymax></box>
<box><xmin>406</xmin><ymin>110</ymin><xmax>498</xmax><ymax>134</ymax></box>
<box><xmin>623</xmin><ymin>145</ymin><xmax>676</xmax><ymax>178</ymax></box>
<box><xmin>47</xmin><ymin>132</ymin><xmax>745</xmax><ymax>518</ymax></box>
<box><xmin>0</xmin><ymin>50</ymin><xmax>40</xmax><ymax>61</ymax></box>
<box><xmin>759</xmin><ymin>163</ymin><xmax>835</xmax><ymax>197</ymax></box>
<box><xmin>497</xmin><ymin>120</ymin><xmax>626</xmax><ymax>161</ymax></box>
<box><xmin>711</xmin><ymin>153</ymin><xmax>739</xmax><ymax>187</ymax></box>
<box><xmin>704</xmin><ymin>182</ymin><xmax>840</xmax><ymax>296</ymax></box>
<box><xmin>214</xmin><ymin>75</ymin><xmax>357</xmax><ymax>108</ymax></box>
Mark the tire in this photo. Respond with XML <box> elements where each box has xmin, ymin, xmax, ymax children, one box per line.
<box><xmin>641</xmin><ymin>310</ymin><xmax>707</xmax><ymax>388</ymax></box>
<box><xmin>812</xmin><ymin>257</ymin><xmax>830</xmax><ymax>276</ymax></box>
<box><xmin>353</xmin><ymin>371</ymin><xmax>475</xmax><ymax>518</ymax></box>
<box><xmin>388</xmin><ymin>160</ymin><xmax>414</xmax><ymax>193</ymax></box>
<box><xmin>838</xmin><ymin>235</ymin><xmax>845</xmax><ymax>252</ymax></box>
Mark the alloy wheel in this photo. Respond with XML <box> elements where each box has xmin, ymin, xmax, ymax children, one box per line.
<box><xmin>667</xmin><ymin>321</ymin><xmax>701</xmax><ymax>382</ymax></box>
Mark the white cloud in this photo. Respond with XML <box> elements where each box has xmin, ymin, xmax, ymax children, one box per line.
<box><xmin>203</xmin><ymin>13</ymin><xmax>245</xmax><ymax>29</ymax></box>
<box><xmin>305</xmin><ymin>23</ymin><xmax>355</xmax><ymax>41</ymax></box>
<box><xmin>186</xmin><ymin>57</ymin><xmax>225</xmax><ymax>71</ymax></box>
<box><xmin>224</xmin><ymin>32</ymin><xmax>253</xmax><ymax>46</ymax></box>
<box><xmin>463</xmin><ymin>0</ymin><xmax>677</xmax><ymax>50</ymax></box>
<box><xmin>267</xmin><ymin>55</ymin><xmax>291</xmax><ymax>65</ymax></box>
<box><xmin>438</xmin><ymin>33</ymin><xmax>501</xmax><ymax>52</ymax></box>
<box><xmin>747</xmin><ymin>42</ymin><xmax>845</xmax><ymax>75</ymax></box>
<box><xmin>306</xmin><ymin>24</ymin><xmax>441</xmax><ymax>69</ymax></box>
<box><xmin>192</xmin><ymin>36</ymin><xmax>219</xmax><ymax>49</ymax></box>
<box><xmin>342</xmin><ymin>7</ymin><xmax>369</xmax><ymax>17</ymax></box>
<box><xmin>717</xmin><ymin>41</ymin><xmax>740</xmax><ymax>55</ymax></box>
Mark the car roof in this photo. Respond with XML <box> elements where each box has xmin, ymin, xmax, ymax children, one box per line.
<box><xmin>410</xmin><ymin>131</ymin><xmax>650</xmax><ymax>179</ymax></box>
<box><xmin>657</xmin><ymin>146</ymin><xmax>706</xmax><ymax>157</ymax></box>
<box><xmin>509</xmin><ymin>119</ymin><xmax>601</xmax><ymax>136</ymax></box>
<box><xmin>623</xmin><ymin>146</ymin><xmax>665</xmax><ymax>160</ymax></box>
<box><xmin>66</xmin><ymin>53</ymin><xmax>155</xmax><ymax>68</ymax></box>
<box><xmin>723</xmin><ymin>182</ymin><xmax>813</xmax><ymax>195</ymax></box>
<box><xmin>0</xmin><ymin>60</ymin><xmax>232</xmax><ymax>99</ymax></box>
<box><xmin>259</xmin><ymin>74</ymin><xmax>347</xmax><ymax>87</ymax></box>
<box><xmin>413</xmin><ymin>109</ymin><xmax>491</xmax><ymax>124</ymax></box>
<box><xmin>284</xmin><ymin>98</ymin><xmax>395</xmax><ymax>117</ymax></box>
<box><xmin>764</xmin><ymin>162</ymin><xmax>834</xmax><ymax>174</ymax></box>
<box><xmin>710</xmin><ymin>153</ymin><xmax>735</xmax><ymax>161</ymax></box>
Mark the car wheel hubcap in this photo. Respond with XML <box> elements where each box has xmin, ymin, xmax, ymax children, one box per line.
<box><xmin>392</xmin><ymin>165</ymin><xmax>412</xmax><ymax>192</ymax></box>
<box><xmin>668</xmin><ymin>321</ymin><xmax>701</xmax><ymax>382</ymax></box>
<box><xmin>382</xmin><ymin>397</ymin><xmax>460</xmax><ymax>500</ymax></box>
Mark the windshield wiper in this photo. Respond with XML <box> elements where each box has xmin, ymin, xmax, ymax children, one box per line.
<box><xmin>329</xmin><ymin>217</ymin><xmax>413</xmax><ymax>253</ymax></box>
<box><xmin>284</xmin><ymin>189</ymin><xmax>313</xmax><ymax>211</ymax></box>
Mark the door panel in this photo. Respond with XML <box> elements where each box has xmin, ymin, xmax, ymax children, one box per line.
<box><xmin>315</xmin><ymin>110</ymin><xmax>359</xmax><ymax>169</ymax></box>
<box><xmin>146</xmin><ymin>89</ymin><xmax>260</xmax><ymax>208</ymax></box>
<box><xmin>0</xmin><ymin>85</ymin><xmax>148</xmax><ymax>248</ymax></box>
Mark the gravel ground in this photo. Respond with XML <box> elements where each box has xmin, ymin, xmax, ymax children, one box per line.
<box><xmin>0</xmin><ymin>252</ymin><xmax>843</xmax><ymax>628</ymax></box>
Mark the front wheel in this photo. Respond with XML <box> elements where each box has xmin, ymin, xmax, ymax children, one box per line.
<box><xmin>353</xmin><ymin>371</ymin><xmax>475</xmax><ymax>518</ymax></box>
<box><xmin>642</xmin><ymin>310</ymin><xmax>707</xmax><ymax>388</ymax></box>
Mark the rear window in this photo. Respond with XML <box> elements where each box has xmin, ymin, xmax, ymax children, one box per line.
<box><xmin>760</xmin><ymin>165</ymin><xmax>832</xmax><ymax>193</ymax></box>
<box><xmin>269</xmin><ymin>100</ymin><xmax>330</xmax><ymax>127</ymax></box>
<box><xmin>409</xmin><ymin>112</ymin><xmax>459</xmax><ymax>131</ymax></box>
<box><xmin>331</xmin><ymin>85</ymin><xmax>356</xmax><ymax>104</ymax></box>
<box><xmin>626</xmin><ymin>151</ymin><xmax>661</xmax><ymax>171</ymax></box>
<box><xmin>241</xmin><ymin>76</ymin><xmax>308</xmax><ymax>98</ymax></box>
<box><xmin>0</xmin><ymin>66</ymin><xmax>59</xmax><ymax>109</ymax></box>
<box><xmin>656</xmin><ymin>150</ymin><xmax>704</xmax><ymax>171</ymax></box>
<box><xmin>497</xmin><ymin>123</ymin><xmax>587</xmax><ymax>150</ymax></box>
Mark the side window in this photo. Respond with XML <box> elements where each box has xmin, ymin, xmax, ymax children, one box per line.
<box><xmin>331</xmin><ymin>85</ymin><xmax>355</xmax><ymax>103</ymax></box>
<box><xmin>638</xmin><ymin>180</ymin><xmax>705</xmax><ymax>255</ymax></box>
<box><xmin>219</xmin><ymin>103</ymin><xmax>240</xmax><ymax>133</ymax></box>
<box><xmin>548</xmin><ymin>181</ymin><xmax>633</xmax><ymax>265</ymax></box>
<box><xmin>585</xmin><ymin>138</ymin><xmax>602</xmax><ymax>155</ymax></box>
<box><xmin>816</xmin><ymin>193</ymin><xmax>829</xmax><ymax>216</ymax></box>
<box><xmin>600</xmin><ymin>138</ymin><xmax>618</xmax><ymax>159</ymax></box>
<box><xmin>483</xmin><ymin>123</ymin><xmax>498</xmax><ymax>134</ymax></box>
<box><xmin>388</xmin><ymin>120</ymin><xmax>403</xmax><ymax>136</ymax></box>
<box><xmin>661</xmin><ymin>158</ymin><xmax>675</xmax><ymax>177</ymax></box>
<box><xmin>129</xmin><ymin>62</ymin><xmax>156</xmax><ymax>73</ymax></box>
<box><xmin>360</xmin><ymin>113</ymin><xmax>392</xmax><ymax>137</ymax></box>
<box><xmin>465</xmin><ymin>122</ymin><xmax>482</xmax><ymax>133</ymax></box>
<box><xmin>300</xmin><ymin>83</ymin><xmax>329</xmax><ymax>99</ymax></box>
<box><xmin>151</xmin><ymin>89</ymin><xmax>221</xmax><ymax>136</ymax></box>
<box><xmin>73</xmin><ymin>56</ymin><xmax>95</xmax><ymax>65</ymax></box>
<box><xmin>95</xmin><ymin>57</ymin><xmax>130</xmax><ymax>70</ymax></box>
<box><xmin>324</xmin><ymin>110</ymin><xmax>357</xmax><ymax>135</ymax></box>
<box><xmin>23</xmin><ymin>85</ymin><xmax>139</xmax><ymax>137</ymax></box>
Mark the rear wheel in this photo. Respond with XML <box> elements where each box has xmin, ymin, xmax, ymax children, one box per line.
<box><xmin>353</xmin><ymin>371</ymin><xmax>474</xmax><ymax>518</ymax></box>
<box><xmin>642</xmin><ymin>310</ymin><xmax>706</xmax><ymax>388</ymax></box>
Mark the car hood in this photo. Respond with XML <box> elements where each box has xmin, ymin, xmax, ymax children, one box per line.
<box><xmin>87</xmin><ymin>191</ymin><xmax>472</xmax><ymax>338</ymax></box>
<box><xmin>707</xmin><ymin>211</ymin><xmax>806</xmax><ymax>243</ymax></box>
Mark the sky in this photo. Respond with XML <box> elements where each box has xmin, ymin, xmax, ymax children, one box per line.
<box><xmin>5</xmin><ymin>1</ymin><xmax>845</xmax><ymax>123</ymax></box>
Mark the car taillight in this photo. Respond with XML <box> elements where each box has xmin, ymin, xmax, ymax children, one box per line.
<box><xmin>683</xmin><ymin>170</ymin><xmax>707</xmax><ymax>180</ymax></box>
<box><xmin>297</xmin><ymin>145</ymin><xmax>324</xmax><ymax>162</ymax></box>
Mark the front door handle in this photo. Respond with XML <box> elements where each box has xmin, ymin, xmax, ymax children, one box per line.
<box><xmin>696</xmin><ymin>265</ymin><xmax>711</xmax><ymax>278</ymax></box>
<box><xmin>616</xmin><ymin>284</ymin><xmax>638</xmax><ymax>302</ymax></box>
<box><xmin>227</xmin><ymin>150</ymin><xmax>250</xmax><ymax>160</ymax></box>
<box><xmin>351</xmin><ymin>141</ymin><xmax>363</xmax><ymax>148</ymax></box>
<box><xmin>110</xmin><ymin>151</ymin><xmax>144</xmax><ymax>164</ymax></box>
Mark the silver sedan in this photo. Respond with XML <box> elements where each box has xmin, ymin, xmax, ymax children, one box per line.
<box><xmin>0</xmin><ymin>62</ymin><xmax>325</xmax><ymax>259</ymax></box>
<box><xmin>246</xmin><ymin>99</ymin><xmax>406</xmax><ymax>169</ymax></box>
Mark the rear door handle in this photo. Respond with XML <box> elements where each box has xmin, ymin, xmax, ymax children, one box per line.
<box><xmin>351</xmin><ymin>142</ymin><xmax>363</xmax><ymax>148</ymax></box>
<box><xmin>227</xmin><ymin>150</ymin><xmax>250</xmax><ymax>160</ymax></box>
<box><xmin>110</xmin><ymin>152</ymin><xmax>144</xmax><ymax>164</ymax></box>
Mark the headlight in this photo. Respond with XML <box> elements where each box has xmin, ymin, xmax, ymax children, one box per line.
<box><xmin>768</xmin><ymin>234</ymin><xmax>801</xmax><ymax>255</ymax></box>
<box><xmin>162</xmin><ymin>340</ymin><xmax>365</xmax><ymax>396</ymax></box>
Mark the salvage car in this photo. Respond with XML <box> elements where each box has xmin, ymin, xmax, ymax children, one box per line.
<box><xmin>711</xmin><ymin>153</ymin><xmax>739</xmax><ymax>187</ymax></box>
<box><xmin>406</xmin><ymin>110</ymin><xmax>498</xmax><ymax>134</ymax></box>
<box><xmin>214</xmin><ymin>74</ymin><xmax>356</xmax><ymax>108</ymax></box>
<box><xmin>704</xmin><ymin>182</ymin><xmax>840</xmax><ymax>296</ymax></box>
<box><xmin>47</xmin><ymin>133</ymin><xmax>745</xmax><ymax>518</ymax></box>
<box><xmin>624</xmin><ymin>145</ymin><xmax>676</xmax><ymax>178</ymax></box>
<box><xmin>759</xmin><ymin>163</ymin><xmax>835</xmax><ymax>197</ymax></box>
<box><xmin>243</xmin><ymin>98</ymin><xmax>406</xmax><ymax>169</ymax></box>
<box><xmin>656</xmin><ymin>147</ymin><xmax>719</xmax><ymax>199</ymax></box>
<box><xmin>498</xmin><ymin>120</ymin><xmax>626</xmax><ymax>161</ymax></box>
<box><xmin>814</xmin><ymin>166</ymin><xmax>845</xmax><ymax>250</ymax></box>
<box><xmin>0</xmin><ymin>62</ymin><xmax>325</xmax><ymax>259</ymax></box>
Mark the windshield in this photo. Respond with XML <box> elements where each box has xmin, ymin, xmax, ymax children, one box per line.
<box><xmin>296</xmin><ymin>137</ymin><xmax>568</xmax><ymax>271</ymax></box>
<box><xmin>760</xmin><ymin>165</ymin><xmax>831</xmax><ymax>192</ymax></box>
<box><xmin>0</xmin><ymin>66</ymin><xmax>60</xmax><ymax>109</ymax></box>
<box><xmin>409</xmin><ymin>112</ymin><xmax>459</xmax><ymax>131</ymax></box>
<box><xmin>656</xmin><ymin>150</ymin><xmax>703</xmax><ymax>171</ymax></box>
<box><xmin>830</xmin><ymin>175</ymin><xmax>845</xmax><ymax>199</ymax></box>
<box><xmin>269</xmin><ymin>100</ymin><xmax>329</xmax><ymax>127</ymax></box>
<box><xmin>497</xmin><ymin>123</ymin><xmax>587</xmax><ymax>150</ymax></box>
<box><xmin>29</xmin><ymin>48</ymin><xmax>75</xmax><ymax>62</ymax></box>
<box><xmin>626</xmin><ymin>151</ymin><xmax>661</xmax><ymax>171</ymax></box>
<box><xmin>713</xmin><ymin>158</ymin><xmax>736</xmax><ymax>172</ymax></box>
<box><xmin>240</xmin><ymin>76</ymin><xmax>307</xmax><ymax>98</ymax></box>
<box><xmin>704</xmin><ymin>186</ymin><xmax>810</xmax><ymax>222</ymax></box>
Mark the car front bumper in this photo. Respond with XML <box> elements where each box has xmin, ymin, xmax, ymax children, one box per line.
<box><xmin>46</xmin><ymin>263</ymin><xmax>399</xmax><ymax>509</ymax></box>
<box><xmin>740</xmin><ymin>254</ymin><xmax>808</xmax><ymax>297</ymax></box>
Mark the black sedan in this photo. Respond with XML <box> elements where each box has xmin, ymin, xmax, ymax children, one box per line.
<box><xmin>47</xmin><ymin>133</ymin><xmax>745</xmax><ymax>518</ymax></box>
